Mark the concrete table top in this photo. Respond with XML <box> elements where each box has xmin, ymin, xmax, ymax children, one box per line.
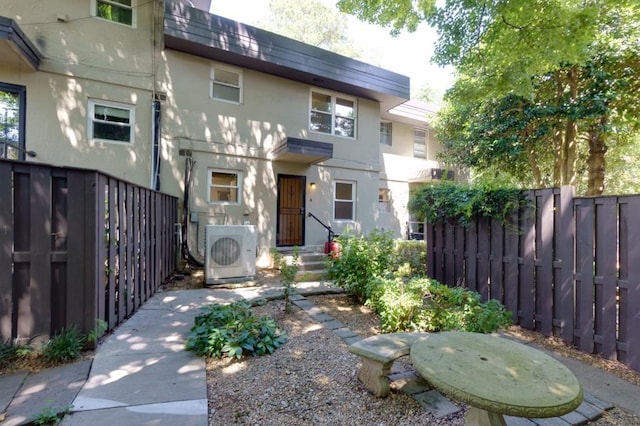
<box><xmin>410</xmin><ymin>332</ymin><xmax>583</xmax><ymax>425</ymax></box>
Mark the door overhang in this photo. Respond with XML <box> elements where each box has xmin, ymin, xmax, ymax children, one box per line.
<box><xmin>272</xmin><ymin>137</ymin><xmax>333</xmax><ymax>164</ymax></box>
<box><xmin>0</xmin><ymin>17</ymin><xmax>43</xmax><ymax>71</ymax></box>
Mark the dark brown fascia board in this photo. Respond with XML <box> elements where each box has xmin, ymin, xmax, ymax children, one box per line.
<box><xmin>0</xmin><ymin>16</ymin><xmax>43</xmax><ymax>70</ymax></box>
<box><xmin>163</xmin><ymin>0</ymin><xmax>410</xmax><ymax>109</ymax></box>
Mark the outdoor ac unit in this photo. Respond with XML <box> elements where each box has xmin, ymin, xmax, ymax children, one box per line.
<box><xmin>204</xmin><ymin>225</ymin><xmax>257</xmax><ymax>284</ymax></box>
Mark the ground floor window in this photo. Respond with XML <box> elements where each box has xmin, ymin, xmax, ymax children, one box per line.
<box><xmin>378</xmin><ymin>188</ymin><xmax>391</xmax><ymax>213</ymax></box>
<box><xmin>88</xmin><ymin>99</ymin><xmax>134</xmax><ymax>143</ymax></box>
<box><xmin>209</xmin><ymin>169</ymin><xmax>241</xmax><ymax>203</ymax></box>
<box><xmin>0</xmin><ymin>83</ymin><xmax>26</xmax><ymax>160</ymax></box>
<box><xmin>334</xmin><ymin>180</ymin><xmax>356</xmax><ymax>220</ymax></box>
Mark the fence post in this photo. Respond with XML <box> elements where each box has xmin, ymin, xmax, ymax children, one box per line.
<box><xmin>557</xmin><ymin>186</ymin><xmax>575</xmax><ymax>343</ymax></box>
<box><xmin>575</xmin><ymin>197</ymin><xmax>595</xmax><ymax>353</ymax></box>
<box><xmin>0</xmin><ymin>162</ymin><xmax>13</xmax><ymax>342</ymax></box>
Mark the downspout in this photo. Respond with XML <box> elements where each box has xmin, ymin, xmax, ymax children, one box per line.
<box><xmin>151</xmin><ymin>99</ymin><xmax>161</xmax><ymax>190</ymax></box>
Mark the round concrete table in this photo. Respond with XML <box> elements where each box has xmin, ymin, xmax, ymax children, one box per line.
<box><xmin>410</xmin><ymin>332</ymin><xmax>583</xmax><ymax>426</ymax></box>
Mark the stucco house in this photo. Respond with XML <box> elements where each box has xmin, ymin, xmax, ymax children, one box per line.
<box><xmin>1</xmin><ymin>0</ymin><xmax>448</xmax><ymax>269</ymax></box>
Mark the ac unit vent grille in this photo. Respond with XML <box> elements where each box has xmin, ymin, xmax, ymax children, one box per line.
<box><xmin>211</xmin><ymin>237</ymin><xmax>241</xmax><ymax>266</ymax></box>
<box><xmin>204</xmin><ymin>225</ymin><xmax>256</xmax><ymax>284</ymax></box>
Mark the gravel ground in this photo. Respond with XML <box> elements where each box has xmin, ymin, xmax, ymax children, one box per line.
<box><xmin>205</xmin><ymin>292</ymin><xmax>640</xmax><ymax>425</ymax></box>
<box><xmin>184</xmin><ymin>265</ymin><xmax>640</xmax><ymax>426</ymax></box>
<box><xmin>206</xmin><ymin>300</ymin><xmax>466</xmax><ymax>425</ymax></box>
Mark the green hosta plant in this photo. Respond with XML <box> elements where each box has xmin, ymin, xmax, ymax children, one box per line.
<box><xmin>185</xmin><ymin>301</ymin><xmax>287</xmax><ymax>359</ymax></box>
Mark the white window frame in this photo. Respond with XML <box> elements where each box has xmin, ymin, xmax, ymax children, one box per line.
<box><xmin>208</xmin><ymin>169</ymin><xmax>242</xmax><ymax>205</ymax></box>
<box><xmin>380</xmin><ymin>121</ymin><xmax>392</xmax><ymax>145</ymax></box>
<box><xmin>333</xmin><ymin>180</ymin><xmax>356</xmax><ymax>221</ymax></box>
<box><xmin>92</xmin><ymin>0</ymin><xmax>136</xmax><ymax>27</ymax></box>
<box><xmin>88</xmin><ymin>99</ymin><xmax>135</xmax><ymax>144</ymax></box>
<box><xmin>210</xmin><ymin>64</ymin><xmax>243</xmax><ymax>104</ymax></box>
<box><xmin>378</xmin><ymin>188</ymin><xmax>391</xmax><ymax>213</ymax></box>
<box><xmin>310</xmin><ymin>89</ymin><xmax>357</xmax><ymax>138</ymax></box>
<box><xmin>413</xmin><ymin>128</ymin><xmax>427</xmax><ymax>159</ymax></box>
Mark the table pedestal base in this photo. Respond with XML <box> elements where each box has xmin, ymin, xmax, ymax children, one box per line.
<box><xmin>465</xmin><ymin>407</ymin><xmax>506</xmax><ymax>426</ymax></box>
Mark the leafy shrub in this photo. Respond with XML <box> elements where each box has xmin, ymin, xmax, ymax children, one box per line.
<box><xmin>42</xmin><ymin>326</ymin><xmax>86</xmax><ymax>364</ymax></box>
<box><xmin>369</xmin><ymin>277</ymin><xmax>512</xmax><ymax>334</ymax></box>
<box><xmin>185</xmin><ymin>301</ymin><xmax>287</xmax><ymax>359</ymax></box>
<box><xmin>328</xmin><ymin>229</ymin><xmax>396</xmax><ymax>303</ymax></box>
<box><xmin>408</xmin><ymin>181</ymin><xmax>526</xmax><ymax>226</ymax></box>
<box><xmin>394</xmin><ymin>240</ymin><xmax>427</xmax><ymax>277</ymax></box>
<box><xmin>271</xmin><ymin>247</ymin><xmax>300</xmax><ymax>313</ymax></box>
<box><xmin>368</xmin><ymin>277</ymin><xmax>428</xmax><ymax>332</ymax></box>
<box><xmin>87</xmin><ymin>319</ymin><xmax>108</xmax><ymax>345</ymax></box>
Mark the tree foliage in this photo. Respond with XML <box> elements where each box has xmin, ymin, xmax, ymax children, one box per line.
<box><xmin>338</xmin><ymin>0</ymin><xmax>640</xmax><ymax>195</ymax></box>
<box><xmin>259</xmin><ymin>0</ymin><xmax>362</xmax><ymax>58</ymax></box>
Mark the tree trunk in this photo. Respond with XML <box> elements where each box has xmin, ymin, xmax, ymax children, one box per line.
<box><xmin>563</xmin><ymin>66</ymin><xmax>579</xmax><ymax>186</ymax></box>
<box><xmin>527</xmin><ymin>148</ymin><xmax>543</xmax><ymax>187</ymax></box>
<box><xmin>552</xmin><ymin>71</ymin><xmax>564</xmax><ymax>187</ymax></box>
<box><xmin>586</xmin><ymin>117</ymin><xmax>608</xmax><ymax>196</ymax></box>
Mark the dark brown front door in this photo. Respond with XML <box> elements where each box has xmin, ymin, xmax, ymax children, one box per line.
<box><xmin>277</xmin><ymin>175</ymin><xmax>305</xmax><ymax>246</ymax></box>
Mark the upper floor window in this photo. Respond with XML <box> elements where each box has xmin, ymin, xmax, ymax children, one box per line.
<box><xmin>209</xmin><ymin>170</ymin><xmax>241</xmax><ymax>204</ymax></box>
<box><xmin>380</xmin><ymin>122</ymin><xmax>392</xmax><ymax>145</ymax></box>
<box><xmin>210</xmin><ymin>65</ymin><xmax>243</xmax><ymax>103</ymax></box>
<box><xmin>334</xmin><ymin>181</ymin><xmax>356</xmax><ymax>220</ymax></box>
<box><xmin>413</xmin><ymin>128</ymin><xmax>427</xmax><ymax>158</ymax></box>
<box><xmin>88</xmin><ymin>99</ymin><xmax>134</xmax><ymax>144</ymax></box>
<box><xmin>378</xmin><ymin>188</ymin><xmax>391</xmax><ymax>213</ymax></box>
<box><xmin>310</xmin><ymin>91</ymin><xmax>356</xmax><ymax>138</ymax></box>
<box><xmin>95</xmin><ymin>0</ymin><xmax>134</xmax><ymax>26</ymax></box>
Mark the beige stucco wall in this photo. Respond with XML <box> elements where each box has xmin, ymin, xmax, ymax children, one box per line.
<box><xmin>1</xmin><ymin>0</ymin><xmax>439</xmax><ymax>264</ymax></box>
<box><xmin>378</xmin><ymin>118</ymin><xmax>444</xmax><ymax>238</ymax></box>
<box><xmin>1</xmin><ymin>0</ymin><xmax>159</xmax><ymax>186</ymax></box>
<box><xmin>158</xmin><ymin>51</ymin><xmax>384</xmax><ymax>263</ymax></box>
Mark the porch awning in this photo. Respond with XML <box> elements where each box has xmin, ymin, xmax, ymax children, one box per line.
<box><xmin>0</xmin><ymin>17</ymin><xmax>42</xmax><ymax>71</ymax></box>
<box><xmin>272</xmin><ymin>137</ymin><xmax>333</xmax><ymax>164</ymax></box>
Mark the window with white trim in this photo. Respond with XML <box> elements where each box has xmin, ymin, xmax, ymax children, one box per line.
<box><xmin>413</xmin><ymin>128</ymin><xmax>427</xmax><ymax>158</ymax></box>
<box><xmin>378</xmin><ymin>188</ymin><xmax>391</xmax><ymax>213</ymax></box>
<box><xmin>88</xmin><ymin>99</ymin><xmax>134</xmax><ymax>143</ymax></box>
<box><xmin>94</xmin><ymin>0</ymin><xmax>134</xmax><ymax>26</ymax></box>
<box><xmin>310</xmin><ymin>90</ymin><xmax>356</xmax><ymax>138</ymax></box>
<box><xmin>210</xmin><ymin>65</ymin><xmax>243</xmax><ymax>103</ymax></box>
<box><xmin>209</xmin><ymin>170</ymin><xmax>241</xmax><ymax>203</ymax></box>
<box><xmin>334</xmin><ymin>181</ymin><xmax>356</xmax><ymax>220</ymax></box>
<box><xmin>380</xmin><ymin>122</ymin><xmax>392</xmax><ymax>145</ymax></box>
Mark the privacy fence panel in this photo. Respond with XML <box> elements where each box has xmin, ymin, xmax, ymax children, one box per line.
<box><xmin>0</xmin><ymin>159</ymin><xmax>178</xmax><ymax>345</ymax></box>
<box><xmin>426</xmin><ymin>186</ymin><xmax>640</xmax><ymax>373</ymax></box>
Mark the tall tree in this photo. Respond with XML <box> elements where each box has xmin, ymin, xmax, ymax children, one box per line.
<box><xmin>338</xmin><ymin>0</ymin><xmax>640</xmax><ymax>195</ymax></box>
<box><xmin>258</xmin><ymin>0</ymin><xmax>362</xmax><ymax>58</ymax></box>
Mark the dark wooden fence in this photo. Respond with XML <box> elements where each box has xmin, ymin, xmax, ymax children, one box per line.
<box><xmin>0</xmin><ymin>159</ymin><xmax>178</xmax><ymax>345</ymax></box>
<box><xmin>427</xmin><ymin>186</ymin><xmax>640</xmax><ymax>373</ymax></box>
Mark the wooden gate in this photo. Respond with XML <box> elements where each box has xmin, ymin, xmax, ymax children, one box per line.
<box><xmin>277</xmin><ymin>175</ymin><xmax>305</xmax><ymax>246</ymax></box>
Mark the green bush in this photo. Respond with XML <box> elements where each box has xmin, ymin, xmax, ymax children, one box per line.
<box><xmin>408</xmin><ymin>181</ymin><xmax>526</xmax><ymax>226</ymax></box>
<box><xmin>369</xmin><ymin>277</ymin><xmax>512</xmax><ymax>334</ymax></box>
<box><xmin>394</xmin><ymin>240</ymin><xmax>427</xmax><ymax>277</ymax></box>
<box><xmin>328</xmin><ymin>229</ymin><xmax>396</xmax><ymax>303</ymax></box>
<box><xmin>42</xmin><ymin>326</ymin><xmax>86</xmax><ymax>364</ymax></box>
<box><xmin>185</xmin><ymin>301</ymin><xmax>287</xmax><ymax>359</ymax></box>
<box><xmin>368</xmin><ymin>277</ymin><xmax>428</xmax><ymax>332</ymax></box>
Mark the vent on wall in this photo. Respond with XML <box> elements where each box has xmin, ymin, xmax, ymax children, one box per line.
<box><xmin>204</xmin><ymin>225</ymin><xmax>257</xmax><ymax>285</ymax></box>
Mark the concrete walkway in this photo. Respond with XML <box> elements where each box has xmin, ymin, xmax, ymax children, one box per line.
<box><xmin>1</xmin><ymin>281</ymin><xmax>639</xmax><ymax>425</ymax></box>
